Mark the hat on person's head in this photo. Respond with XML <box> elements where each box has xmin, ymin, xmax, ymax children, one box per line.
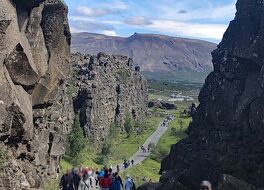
<box><xmin>126</xmin><ymin>174</ymin><xmax>130</xmax><ymax>179</ymax></box>
<box><xmin>200</xmin><ymin>181</ymin><xmax>212</xmax><ymax>188</ymax></box>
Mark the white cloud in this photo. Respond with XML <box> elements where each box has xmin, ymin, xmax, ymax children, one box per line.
<box><xmin>125</xmin><ymin>16</ymin><xmax>153</xmax><ymax>26</ymax></box>
<box><xmin>102</xmin><ymin>30</ymin><xmax>117</xmax><ymax>36</ymax></box>
<box><xmin>76</xmin><ymin>6</ymin><xmax>111</xmax><ymax>17</ymax></box>
<box><xmin>158</xmin><ymin>1</ymin><xmax>236</xmax><ymax>22</ymax></box>
<box><xmin>148</xmin><ymin>20</ymin><xmax>228</xmax><ymax>40</ymax></box>
<box><xmin>109</xmin><ymin>0</ymin><xmax>129</xmax><ymax>10</ymax></box>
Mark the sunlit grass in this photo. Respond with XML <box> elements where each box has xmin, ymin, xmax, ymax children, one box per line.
<box><xmin>119</xmin><ymin>107</ymin><xmax>192</xmax><ymax>187</ymax></box>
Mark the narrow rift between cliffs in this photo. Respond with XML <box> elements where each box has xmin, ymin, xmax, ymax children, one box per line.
<box><xmin>3</xmin><ymin>0</ymin><xmax>264</xmax><ymax>190</ymax></box>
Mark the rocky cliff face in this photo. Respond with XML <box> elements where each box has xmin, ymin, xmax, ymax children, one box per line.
<box><xmin>70</xmin><ymin>53</ymin><xmax>148</xmax><ymax>144</ymax></box>
<box><xmin>0</xmin><ymin>0</ymin><xmax>72</xmax><ymax>189</ymax></box>
<box><xmin>157</xmin><ymin>0</ymin><xmax>264</xmax><ymax>189</ymax></box>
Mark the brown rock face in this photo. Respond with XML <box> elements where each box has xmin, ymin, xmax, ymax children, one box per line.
<box><xmin>156</xmin><ymin>0</ymin><xmax>264</xmax><ymax>190</ymax></box>
<box><xmin>0</xmin><ymin>0</ymin><xmax>71</xmax><ymax>189</ymax></box>
<box><xmin>70</xmin><ymin>53</ymin><xmax>148</xmax><ymax>145</ymax></box>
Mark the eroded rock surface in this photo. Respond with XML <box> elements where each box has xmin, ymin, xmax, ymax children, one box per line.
<box><xmin>156</xmin><ymin>0</ymin><xmax>264</xmax><ymax>190</ymax></box>
<box><xmin>0</xmin><ymin>0</ymin><xmax>71</xmax><ymax>189</ymax></box>
<box><xmin>69</xmin><ymin>53</ymin><xmax>148</xmax><ymax>145</ymax></box>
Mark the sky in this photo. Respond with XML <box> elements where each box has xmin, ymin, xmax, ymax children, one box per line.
<box><xmin>64</xmin><ymin>0</ymin><xmax>237</xmax><ymax>43</ymax></box>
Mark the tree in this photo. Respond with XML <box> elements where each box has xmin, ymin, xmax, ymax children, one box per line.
<box><xmin>66</xmin><ymin>115</ymin><xmax>86</xmax><ymax>164</ymax></box>
<box><xmin>124</xmin><ymin>113</ymin><xmax>134</xmax><ymax>137</ymax></box>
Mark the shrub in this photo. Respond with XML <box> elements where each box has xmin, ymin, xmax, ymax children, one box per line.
<box><xmin>150</xmin><ymin>146</ymin><xmax>168</xmax><ymax>162</ymax></box>
<box><xmin>148</xmin><ymin>143</ymin><xmax>155</xmax><ymax>149</ymax></box>
<box><xmin>170</xmin><ymin>127</ymin><xmax>177</xmax><ymax>136</ymax></box>
<box><xmin>101</xmin><ymin>141</ymin><xmax>111</xmax><ymax>156</ymax></box>
<box><xmin>124</xmin><ymin>114</ymin><xmax>134</xmax><ymax>137</ymax></box>
<box><xmin>95</xmin><ymin>154</ymin><xmax>108</xmax><ymax>165</ymax></box>
<box><xmin>66</xmin><ymin>115</ymin><xmax>87</xmax><ymax>165</ymax></box>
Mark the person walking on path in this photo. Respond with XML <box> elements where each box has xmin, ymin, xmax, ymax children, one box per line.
<box><xmin>116</xmin><ymin>165</ymin><xmax>120</xmax><ymax>172</ymax></box>
<box><xmin>72</xmin><ymin>168</ymin><xmax>81</xmax><ymax>190</ymax></box>
<box><xmin>95</xmin><ymin>170</ymin><xmax>100</xmax><ymax>188</ymax></box>
<box><xmin>124</xmin><ymin>175</ymin><xmax>133</xmax><ymax>190</ymax></box>
<box><xmin>111</xmin><ymin>172</ymin><xmax>123</xmax><ymax>190</ymax></box>
<box><xmin>99</xmin><ymin>169</ymin><xmax>112</xmax><ymax>190</ymax></box>
<box><xmin>78</xmin><ymin>170</ymin><xmax>90</xmax><ymax>190</ymax></box>
<box><xmin>59</xmin><ymin>169</ymin><xmax>74</xmax><ymax>190</ymax></box>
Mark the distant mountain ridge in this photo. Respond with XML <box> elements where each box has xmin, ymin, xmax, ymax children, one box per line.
<box><xmin>71</xmin><ymin>32</ymin><xmax>217</xmax><ymax>83</ymax></box>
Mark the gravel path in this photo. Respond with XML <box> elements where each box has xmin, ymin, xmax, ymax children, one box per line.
<box><xmin>113</xmin><ymin>115</ymin><xmax>175</xmax><ymax>173</ymax></box>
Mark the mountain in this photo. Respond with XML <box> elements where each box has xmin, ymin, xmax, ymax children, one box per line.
<box><xmin>71</xmin><ymin>32</ymin><xmax>217</xmax><ymax>83</ymax></box>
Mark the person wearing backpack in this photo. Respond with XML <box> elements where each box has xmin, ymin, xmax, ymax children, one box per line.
<box><xmin>59</xmin><ymin>169</ymin><xmax>74</xmax><ymax>190</ymax></box>
<box><xmin>124</xmin><ymin>175</ymin><xmax>133</xmax><ymax>190</ymax></box>
<box><xmin>99</xmin><ymin>169</ymin><xmax>112</xmax><ymax>190</ymax></box>
<box><xmin>111</xmin><ymin>172</ymin><xmax>123</xmax><ymax>190</ymax></box>
<box><xmin>78</xmin><ymin>170</ymin><xmax>90</xmax><ymax>190</ymax></box>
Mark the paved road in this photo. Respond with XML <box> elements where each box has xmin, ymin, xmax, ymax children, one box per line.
<box><xmin>113</xmin><ymin>115</ymin><xmax>175</xmax><ymax>173</ymax></box>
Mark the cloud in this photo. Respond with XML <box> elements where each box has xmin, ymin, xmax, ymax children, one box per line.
<box><xmin>70</xmin><ymin>19</ymin><xmax>115</xmax><ymax>33</ymax></box>
<box><xmin>108</xmin><ymin>0</ymin><xmax>129</xmax><ymax>10</ymax></box>
<box><xmin>158</xmin><ymin>1</ymin><xmax>236</xmax><ymax>22</ymax></box>
<box><xmin>178</xmin><ymin>10</ymin><xmax>187</xmax><ymax>14</ymax></box>
<box><xmin>102</xmin><ymin>30</ymin><xmax>117</xmax><ymax>36</ymax></box>
<box><xmin>125</xmin><ymin>16</ymin><xmax>153</xmax><ymax>26</ymax></box>
<box><xmin>76</xmin><ymin>6</ymin><xmax>112</xmax><ymax>17</ymax></box>
<box><xmin>148</xmin><ymin>19</ymin><xmax>227</xmax><ymax>40</ymax></box>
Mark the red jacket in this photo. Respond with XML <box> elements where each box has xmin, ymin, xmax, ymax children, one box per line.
<box><xmin>100</xmin><ymin>176</ymin><xmax>112</xmax><ymax>188</ymax></box>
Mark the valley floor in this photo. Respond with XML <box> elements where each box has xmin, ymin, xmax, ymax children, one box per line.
<box><xmin>44</xmin><ymin>102</ymin><xmax>192</xmax><ymax>189</ymax></box>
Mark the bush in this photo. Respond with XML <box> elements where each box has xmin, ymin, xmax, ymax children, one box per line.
<box><xmin>101</xmin><ymin>141</ymin><xmax>111</xmax><ymax>156</ymax></box>
<box><xmin>150</xmin><ymin>146</ymin><xmax>168</xmax><ymax>162</ymax></box>
<box><xmin>148</xmin><ymin>143</ymin><xmax>155</xmax><ymax>149</ymax></box>
<box><xmin>66</xmin><ymin>115</ymin><xmax>87</xmax><ymax>165</ymax></box>
<box><xmin>124</xmin><ymin>114</ymin><xmax>134</xmax><ymax>137</ymax></box>
<box><xmin>95</xmin><ymin>154</ymin><xmax>109</xmax><ymax>165</ymax></box>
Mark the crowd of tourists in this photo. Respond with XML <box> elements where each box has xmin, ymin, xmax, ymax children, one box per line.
<box><xmin>59</xmin><ymin>166</ymin><xmax>136</xmax><ymax>190</ymax></box>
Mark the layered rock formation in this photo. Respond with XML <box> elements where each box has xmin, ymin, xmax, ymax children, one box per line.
<box><xmin>157</xmin><ymin>0</ymin><xmax>264</xmax><ymax>189</ymax></box>
<box><xmin>0</xmin><ymin>0</ymin><xmax>72</xmax><ymax>189</ymax></box>
<box><xmin>70</xmin><ymin>53</ymin><xmax>148</xmax><ymax>144</ymax></box>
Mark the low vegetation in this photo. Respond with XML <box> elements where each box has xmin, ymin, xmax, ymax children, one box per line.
<box><xmin>65</xmin><ymin>115</ymin><xmax>87</xmax><ymax>166</ymax></box>
<box><xmin>121</xmin><ymin>106</ymin><xmax>191</xmax><ymax>187</ymax></box>
<box><xmin>50</xmin><ymin>82</ymin><xmax>195</xmax><ymax>189</ymax></box>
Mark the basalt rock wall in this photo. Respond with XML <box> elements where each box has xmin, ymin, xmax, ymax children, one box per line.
<box><xmin>70</xmin><ymin>53</ymin><xmax>148</xmax><ymax>145</ymax></box>
<box><xmin>0</xmin><ymin>0</ymin><xmax>72</xmax><ymax>189</ymax></box>
<box><xmin>157</xmin><ymin>0</ymin><xmax>264</xmax><ymax>189</ymax></box>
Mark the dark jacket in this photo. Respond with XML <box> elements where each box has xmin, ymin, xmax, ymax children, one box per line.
<box><xmin>59</xmin><ymin>174</ymin><xmax>74</xmax><ymax>190</ymax></box>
